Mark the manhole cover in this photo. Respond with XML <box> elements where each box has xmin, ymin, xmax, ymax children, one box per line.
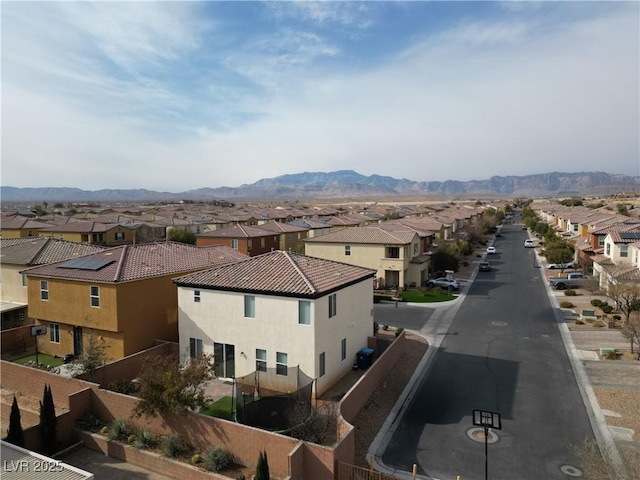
<box><xmin>466</xmin><ymin>427</ymin><xmax>499</xmax><ymax>444</ymax></box>
<box><xmin>560</xmin><ymin>465</ymin><xmax>582</xmax><ymax>477</ymax></box>
<box><xmin>491</xmin><ymin>321</ymin><xmax>508</xmax><ymax>326</ymax></box>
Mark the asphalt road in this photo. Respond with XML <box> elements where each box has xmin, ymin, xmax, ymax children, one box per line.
<box><xmin>378</xmin><ymin>224</ymin><xmax>595</xmax><ymax>480</ymax></box>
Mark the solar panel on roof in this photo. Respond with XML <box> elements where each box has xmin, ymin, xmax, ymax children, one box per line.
<box><xmin>60</xmin><ymin>257</ymin><xmax>114</xmax><ymax>271</ymax></box>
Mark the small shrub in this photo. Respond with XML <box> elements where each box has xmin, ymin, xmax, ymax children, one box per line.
<box><xmin>382</xmin><ymin>325</ymin><xmax>389</xmax><ymax>331</ymax></box>
<box><xmin>162</xmin><ymin>435</ymin><xmax>185</xmax><ymax>458</ymax></box>
<box><xmin>591</xmin><ymin>299</ymin><xmax>604</xmax><ymax>307</ymax></box>
<box><xmin>575</xmin><ymin>319</ymin><xmax>585</xmax><ymax>325</ymax></box>
<box><xmin>127</xmin><ymin>434</ymin><xmax>136</xmax><ymax>444</ymax></box>
<box><xmin>560</xmin><ymin>301</ymin><xmax>575</xmax><ymax>308</ymax></box>
<box><xmin>191</xmin><ymin>453</ymin><xmax>201</xmax><ymax>464</ymax></box>
<box><xmin>106</xmin><ymin>418</ymin><xmax>130</xmax><ymax>441</ymax></box>
<box><xmin>107</xmin><ymin>380</ymin><xmax>135</xmax><ymax>395</ymax></box>
<box><xmin>613</xmin><ymin>315</ymin><xmax>621</xmax><ymax>321</ymax></box>
<box><xmin>100</xmin><ymin>426</ymin><xmax>108</xmax><ymax>435</ymax></box>
<box><xmin>564</xmin><ymin>289</ymin><xmax>577</xmax><ymax>296</ymax></box>
<box><xmin>601</xmin><ymin>305</ymin><xmax>613</xmax><ymax>314</ymax></box>
<box><xmin>395</xmin><ymin>327</ymin><xmax>405</xmax><ymax>337</ymax></box>
<box><xmin>203</xmin><ymin>446</ymin><xmax>232</xmax><ymax>473</ymax></box>
<box><xmin>593</xmin><ymin>322</ymin><xmax>605</xmax><ymax>328</ymax></box>
<box><xmin>603</xmin><ymin>350</ymin><xmax>618</xmax><ymax>360</ymax></box>
<box><xmin>133</xmin><ymin>428</ymin><xmax>155</xmax><ymax>450</ymax></box>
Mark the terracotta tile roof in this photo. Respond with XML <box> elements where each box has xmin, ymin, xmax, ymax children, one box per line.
<box><xmin>1</xmin><ymin>217</ymin><xmax>55</xmax><ymax>230</ymax></box>
<box><xmin>590</xmin><ymin>254</ymin><xmax>615</xmax><ymax>266</ymax></box>
<box><xmin>612</xmin><ymin>266</ymin><xmax>640</xmax><ymax>281</ymax></box>
<box><xmin>38</xmin><ymin>221</ymin><xmax>118</xmax><ymax>233</ymax></box>
<box><xmin>196</xmin><ymin>224</ymin><xmax>273</xmax><ymax>239</ymax></box>
<box><xmin>173</xmin><ymin>250</ymin><xmax>375</xmax><ymax>298</ymax></box>
<box><xmin>21</xmin><ymin>242</ymin><xmax>247</xmax><ymax>283</ymax></box>
<box><xmin>608</xmin><ymin>230</ymin><xmax>640</xmax><ymax>244</ymax></box>
<box><xmin>1</xmin><ymin>238</ymin><xmax>106</xmax><ymax>266</ymax></box>
<box><xmin>379</xmin><ymin>221</ymin><xmax>435</xmax><ymax>237</ymax></box>
<box><xmin>304</xmin><ymin>227</ymin><xmax>417</xmax><ymax>245</ymax></box>
<box><xmin>258</xmin><ymin>221</ymin><xmax>307</xmax><ymax>234</ymax></box>
<box><xmin>289</xmin><ymin>219</ymin><xmax>331</xmax><ymax>229</ymax></box>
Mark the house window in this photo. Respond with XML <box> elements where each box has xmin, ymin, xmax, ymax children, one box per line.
<box><xmin>244</xmin><ymin>295</ymin><xmax>255</xmax><ymax>318</ymax></box>
<box><xmin>248</xmin><ymin>239</ymin><xmax>253</xmax><ymax>251</ymax></box>
<box><xmin>319</xmin><ymin>352</ymin><xmax>325</xmax><ymax>377</ymax></box>
<box><xmin>386</xmin><ymin>247</ymin><xmax>400</xmax><ymax>259</ymax></box>
<box><xmin>328</xmin><ymin>293</ymin><xmax>337</xmax><ymax>318</ymax></box>
<box><xmin>606</xmin><ymin>244</ymin><xmax>611</xmax><ymax>255</ymax></box>
<box><xmin>90</xmin><ymin>285</ymin><xmax>100</xmax><ymax>307</ymax></box>
<box><xmin>256</xmin><ymin>349</ymin><xmax>267</xmax><ymax>372</ymax></box>
<box><xmin>189</xmin><ymin>338</ymin><xmax>203</xmax><ymax>358</ymax></box>
<box><xmin>598</xmin><ymin>236</ymin><xmax>605</xmax><ymax>246</ymax></box>
<box><xmin>49</xmin><ymin>323</ymin><xmax>60</xmax><ymax>343</ymax></box>
<box><xmin>22</xmin><ymin>274</ymin><xmax>27</xmax><ymax>287</ymax></box>
<box><xmin>413</xmin><ymin>243</ymin><xmax>418</xmax><ymax>255</ymax></box>
<box><xmin>194</xmin><ymin>290</ymin><xmax>201</xmax><ymax>302</ymax></box>
<box><xmin>115</xmin><ymin>232</ymin><xmax>125</xmax><ymax>241</ymax></box>
<box><xmin>345</xmin><ymin>245</ymin><xmax>351</xmax><ymax>256</ymax></box>
<box><xmin>28</xmin><ymin>230</ymin><xmax>33</xmax><ymax>237</ymax></box>
<box><xmin>620</xmin><ymin>245</ymin><xmax>628</xmax><ymax>258</ymax></box>
<box><xmin>261</xmin><ymin>237</ymin><xmax>266</xmax><ymax>248</ymax></box>
<box><xmin>40</xmin><ymin>280</ymin><xmax>49</xmax><ymax>300</ymax></box>
<box><xmin>59</xmin><ymin>234</ymin><xmax>64</xmax><ymax>240</ymax></box>
<box><xmin>231</xmin><ymin>239</ymin><xmax>238</xmax><ymax>249</ymax></box>
<box><xmin>276</xmin><ymin>352</ymin><xmax>288</xmax><ymax>376</ymax></box>
<box><xmin>341</xmin><ymin>338</ymin><xmax>346</xmax><ymax>361</ymax></box>
<box><xmin>298</xmin><ymin>301</ymin><xmax>310</xmax><ymax>325</ymax></box>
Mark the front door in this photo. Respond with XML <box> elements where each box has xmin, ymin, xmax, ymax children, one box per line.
<box><xmin>213</xmin><ymin>342</ymin><xmax>235</xmax><ymax>379</ymax></box>
<box><xmin>73</xmin><ymin>326</ymin><xmax>83</xmax><ymax>358</ymax></box>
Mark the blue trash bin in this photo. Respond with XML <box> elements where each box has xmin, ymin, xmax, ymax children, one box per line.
<box><xmin>356</xmin><ymin>348</ymin><xmax>374</xmax><ymax>370</ymax></box>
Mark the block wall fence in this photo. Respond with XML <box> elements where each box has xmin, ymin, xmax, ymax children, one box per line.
<box><xmin>0</xmin><ymin>331</ymin><xmax>407</xmax><ymax>479</ymax></box>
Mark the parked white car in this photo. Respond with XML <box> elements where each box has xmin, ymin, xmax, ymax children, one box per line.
<box><xmin>524</xmin><ymin>239</ymin><xmax>535</xmax><ymax>248</ymax></box>
<box><xmin>486</xmin><ymin>246</ymin><xmax>496</xmax><ymax>254</ymax></box>
<box><xmin>427</xmin><ymin>277</ymin><xmax>460</xmax><ymax>290</ymax></box>
<box><xmin>547</xmin><ymin>261</ymin><xmax>576</xmax><ymax>269</ymax></box>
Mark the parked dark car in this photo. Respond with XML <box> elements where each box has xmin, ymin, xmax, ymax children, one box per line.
<box><xmin>479</xmin><ymin>262</ymin><xmax>492</xmax><ymax>272</ymax></box>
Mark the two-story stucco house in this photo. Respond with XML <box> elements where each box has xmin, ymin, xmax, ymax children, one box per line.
<box><xmin>195</xmin><ymin>225</ymin><xmax>280</xmax><ymax>256</ymax></box>
<box><xmin>0</xmin><ymin>238</ymin><xmax>106</xmax><ymax>330</ymax></box>
<box><xmin>303</xmin><ymin>226</ymin><xmax>426</xmax><ymax>289</ymax></box>
<box><xmin>21</xmin><ymin>242</ymin><xmax>248</xmax><ymax>360</ymax></box>
<box><xmin>173</xmin><ymin>250</ymin><xmax>375</xmax><ymax>397</ymax></box>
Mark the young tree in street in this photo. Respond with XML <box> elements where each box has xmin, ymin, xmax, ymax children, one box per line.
<box><xmin>133</xmin><ymin>353</ymin><xmax>214</xmax><ymax>417</ymax></box>
<box><xmin>6</xmin><ymin>396</ymin><xmax>25</xmax><ymax>447</ymax></box>
<box><xmin>621</xmin><ymin>315</ymin><xmax>640</xmax><ymax>358</ymax></box>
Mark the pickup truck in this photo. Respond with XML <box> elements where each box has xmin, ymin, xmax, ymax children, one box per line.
<box><xmin>548</xmin><ymin>272</ymin><xmax>586</xmax><ymax>290</ymax></box>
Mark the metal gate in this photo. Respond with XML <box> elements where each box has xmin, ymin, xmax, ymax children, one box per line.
<box><xmin>337</xmin><ymin>463</ymin><xmax>403</xmax><ymax>480</ymax></box>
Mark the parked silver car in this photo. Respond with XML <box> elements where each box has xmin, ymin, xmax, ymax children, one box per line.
<box><xmin>427</xmin><ymin>277</ymin><xmax>460</xmax><ymax>289</ymax></box>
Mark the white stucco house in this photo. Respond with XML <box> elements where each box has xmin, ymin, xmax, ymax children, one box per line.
<box><xmin>173</xmin><ymin>250</ymin><xmax>376</xmax><ymax>397</ymax></box>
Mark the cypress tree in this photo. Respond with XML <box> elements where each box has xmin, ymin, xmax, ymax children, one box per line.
<box><xmin>39</xmin><ymin>384</ymin><xmax>57</xmax><ymax>454</ymax></box>
<box><xmin>6</xmin><ymin>396</ymin><xmax>25</xmax><ymax>447</ymax></box>
<box><xmin>255</xmin><ymin>450</ymin><xmax>270</xmax><ymax>480</ymax></box>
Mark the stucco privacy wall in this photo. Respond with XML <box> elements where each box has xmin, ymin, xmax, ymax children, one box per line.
<box><xmin>1</xmin><ymin>329</ymin><xmax>408</xmax><ymax>479</ymax></box>
<box><xmin>1</xmin><ymin>324</ymin><xmax>36</xmax><ymax>357</ymax></box>
<box><xmin>75</xmin><ymin>341</ymin><xmax>177</xmax><ymax>385</ymax></box>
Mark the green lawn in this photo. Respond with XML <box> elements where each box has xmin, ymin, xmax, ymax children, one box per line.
<box><xmin>13</xmin><ymin>353</ymin><xmax>65</xmax><ymax>367</ymax></box>
<box><xmin>200</xmin><ymin>396</ymin><xmax>234</xmax><ymax>420</ymax></box>
<box><xmin>400</xmin><ymin>289</ymin><xmax>457</xmax><ymax>303</ymax></box>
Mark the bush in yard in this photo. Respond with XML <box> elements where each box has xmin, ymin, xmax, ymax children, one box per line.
<box><xmin>591</xmin><ymin>299</ymin><xmax>604</xmax><ymax>307</ymax></box>
<box><xmin>613</xmin><ymin>315</ymin><xmax>621</xmax><ymax>321</ymax></box>
<box><xmin>133</xmin><ymin>427</ymin><xmax>156</xmax><ymax>450</ymax></box>
<box><xmin>560</xmin><ymin>301</ymin><xmax>575</xmax><ymax>308</ymax></box>
<box><xmin>191</xmin><ymin>453</ymin><xmax>201</xmax><ymax>464</ymax></box>
<box><xmin>38</xmin><ymin>384</ymin><xmax>57</xmax><ymax>455</ymax></box>
<box><xmin>255</xmin><ymin>450</ymin><xmax>270</xmax><ymax>480</ymax></box>
<box><xmin>603</xmin><ymin>350</ymin><xmax>618</xmax><ymax>360</ymax></box>
<box><xmin>575</xmin><ymin>319</ymin><xmax>585</xmax><ymax>325</ymax></box>
<box><xmin>106</xmin><ymin>418</ymin><xmax>130</xmax><ymax>442</ymax></box>
<box><xmin>564</xmin><ymin>289</ymin><xmax>577</xmax><ymax>296</ymax></box>
<box><xmin>395</xmin><ymin>327</ymin><xmax>405</xmax><ymax>337</ymax></box>
<box><xmin>162</xmin><ymin>435</ymin><xmax>185</xmax><ymax>458</ymax></box>
<box><xmin>203</xmin><ymin>446</ymin><xmax>232</xmax><ymax>472</ymax></box>
<box><xmin>601</xmin><ymin>304</ymin><xmax>614</xmax><ymax>314</ymax></box>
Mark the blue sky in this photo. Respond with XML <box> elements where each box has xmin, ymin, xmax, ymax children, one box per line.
<box><xmin>2</xmin><ymin>1</ymin><xmax>638</xmax><ymax>192</ymax></box>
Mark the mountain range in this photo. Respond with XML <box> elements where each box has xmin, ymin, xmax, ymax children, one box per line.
<box><xmin>2</xmin><ymin>171</ymin><xmax>639</xmax><ymax>203</ymax></box>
